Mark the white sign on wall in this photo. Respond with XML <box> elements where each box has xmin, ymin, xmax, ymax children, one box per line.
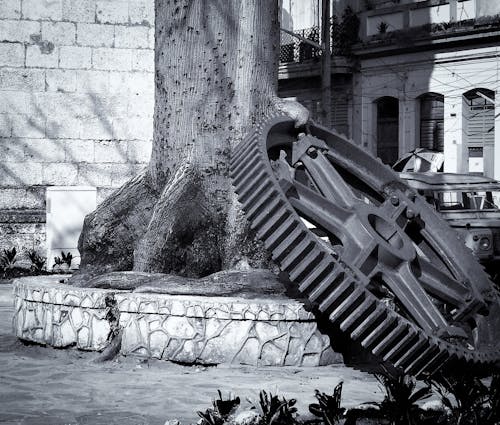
<box><xmin>46</xmin><ymin>186</ymin><xmax>97</xmax><ymax>270</ymax></box>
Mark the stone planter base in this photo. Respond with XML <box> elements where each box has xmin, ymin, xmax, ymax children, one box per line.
<box><xmin>12</xmin><ymin>277</ymin><xmax>342</xmax><ymax>367</ymax></box>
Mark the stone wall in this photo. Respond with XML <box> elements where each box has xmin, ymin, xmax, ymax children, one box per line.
<box><xmin>0</xmin><ymin>0</ymin><xmax>154</xmax><ymax>255</ymax></box>
<box><xmin>13</xmin><ymin>277</ymin><xmax>342</xmax><ymax>367</ymax></box>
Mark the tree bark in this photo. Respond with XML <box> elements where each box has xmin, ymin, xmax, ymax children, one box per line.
<box><xmin>77</xmin><ymin>0</ymin><xmax>308</xmax><ymax>280</ymax></box>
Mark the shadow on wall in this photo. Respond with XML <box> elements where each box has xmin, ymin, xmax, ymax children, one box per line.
<box><xmin>0</xmin><ymin>91</ymin><xmax>152</xmax><ymax>200</ymax></box>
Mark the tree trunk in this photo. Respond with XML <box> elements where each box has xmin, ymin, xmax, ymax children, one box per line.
<box><xmin>77</xmin><ymin>0</ymin><xmax>308</xmax><ymax>280</ymax></box>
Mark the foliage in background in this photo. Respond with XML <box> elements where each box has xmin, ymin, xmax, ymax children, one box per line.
<box><xmin>61</xmin><ymin>251</ymin><xmax>73</xmax><ymax>267</ymax></box>
<box><xmin>0</xmin><ymin>247</ymin><xmax>52</xmax><ymax>279</ymax></box>
<box><xmin>431</xmin><ymin>373</ymin><xmax>500</xmax><ymax>425</ymax></box>
<box><xmin>335</xmin><ymin>7</ymin><xmax>360</xmax><ymax>55</ymax></box>
<box><xmin>197</xmin><ymin>390</ymin><xmax>240</xmax><ymax>425</ymax></box>
<box><xmin>377</xmin><ymin>21</ymin><xmax>388</xmax><ymax>34</ymax></box>
<box><xmin>190</xmin><ymin>375</ymin><xmax>500</xmax><ymax>425</ymax></box>
<box><xmin>369</xmin><ymin>373</ymin><xmax>432</xmax><ymax>425</ymax></box>
<box><xmin>254</xmin><ymin>390</ymin><xmax>299</xmax><ymax>425</ymax></box>
<box><xmin>0</xmin><ymin>247</ymin><xmax>17</xmax><ymax>272</ymax></box>
<box><xmin>309</xmin><ymin>382</ymin><xmax>345</xmax><ymax>425</ymax></box>
<box><xmin>27</xmin><ymin>249</ymin><xmax>46</xmax><ymax>272</ymax></box>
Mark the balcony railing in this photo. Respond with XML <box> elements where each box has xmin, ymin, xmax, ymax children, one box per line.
<box><xmin>280</xmin><ymin>26</ymin><xmax>321</xmax><ymax>63</ymax></box>
<box><xmin>279</xmin><ymin>10</ymin><xmax>360</xmax><ymax>64</ymax></box>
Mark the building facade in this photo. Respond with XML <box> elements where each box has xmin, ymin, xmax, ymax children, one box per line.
<box><xmin>279</xmin><ymin>0</ymin><xmax>500</xmax><ymax>178</ymax></box>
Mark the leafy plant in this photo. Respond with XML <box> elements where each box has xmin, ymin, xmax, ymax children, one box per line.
<box><xmin>27</xmin><ymin>249</ymin><xmax>46</xmax><ymax>272</ymax></box>
<box><xmin>61</xmin><ymin>251</ymin><xmax>73</xmax><ymax>267</ymax></box>
<box><xmin>371</xmin><ymin>373</ymin><xmax>432</xmax><ymax>425</ymax></box>
<box><xmin>197</xmin><ymin>390</ymin><xmax>240</xmax><ymax>425</ymax></box>
<box><xmin>255</xmin><ymin>390</ymin><xmax>299</xmax><ymax>425</ymax></box>
<box><xmin>484</xmin><ymin>374</ymin><xmax>500</xmax><ymax>424</ymax></box>
<box><xmin>336</xmin><ymin>6</ymin><xmax>360</xmax><ymax>55</ymax></box>
<box><xmin>377</xmin><ymin>21</ymin><xmax>389</xmax><ymax>34</ymax></box>
<box><xmin>197</xmin><ymin>409</ymin><xmax>224</xmax><ymax>425</ymax></box>
<box><xmin>309</xmin><ymin>382</ymin><xmax>345</xmax><ymax>425</ymax></box>
<box><xmin>431</xmin><ymin>374</ymin><xmax>490</xmax><ymax>425</ymax></box>
<box><xmin>0</xmin><ymin>247</ymin><xmax>17</xmax><ymax>271</ymax></box>
<box><xmin>53</xmin><ymin>256</ymin><xmax>63</xmax><ymax>266</ymax></box>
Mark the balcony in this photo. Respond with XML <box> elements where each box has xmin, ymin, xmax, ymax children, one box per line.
<box><xmin>278</xmin><ymin>15</ymin><xmax>358</xmax><ymax>79</ymax></box>
<box><xmin>354</xmin><ymin>0</ymin><xmax>500</xmax><ymax>57</ymax></box>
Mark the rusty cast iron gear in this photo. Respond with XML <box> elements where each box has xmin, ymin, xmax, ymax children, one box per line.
<box><xmin>230</xmin><ymin>115</ymin><xmax>500</xmax><ymax>377</ymax></box>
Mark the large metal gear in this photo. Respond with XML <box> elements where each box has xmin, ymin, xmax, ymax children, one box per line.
<box><xmin>230</xmin><ymin>115</ymin><xmax>500</xmax><ymax>378</ymax></box>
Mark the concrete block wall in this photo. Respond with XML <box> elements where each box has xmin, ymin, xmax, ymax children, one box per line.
<box><xmin>0</xmin><ymin>0</ymin><xmax>154</xmax><ymax>258</ymax></box>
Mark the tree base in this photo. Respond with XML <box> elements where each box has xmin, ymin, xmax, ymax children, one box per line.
<box><xmin>70</xmin><ymin>268</ymin><xmax>292</xmax><ymax>298</ymax></box>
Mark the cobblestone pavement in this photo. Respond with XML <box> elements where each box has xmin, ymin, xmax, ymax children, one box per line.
<box><xmin>0</xmin><ymin>282</ymin><xmax>383</xmax><ymax>424</ymax></box>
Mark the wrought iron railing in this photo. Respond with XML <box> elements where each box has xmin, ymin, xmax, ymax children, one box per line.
<box><xmin>279</xmin><ymin>10</ymin><xmax>360</xmax><ymax>63</ymax></box>
<box><xmin>280</xmin><ymin>26</ymin><xmax>321</xmax><ymax>63</ymax></box>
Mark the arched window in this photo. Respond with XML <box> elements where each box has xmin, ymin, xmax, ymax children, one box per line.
<box><xmin>375</xmin><ymin>96</ymin><xmax>399</xmax><ymax>165</ymax></box>
<box><xmin>463</xmin><ymin>88</ymin><xmax>495</xmax><ymax>176</ymax></box>
<box><xmin>418</xmin><ymin>92</ymin><xmax>444</xmax><ymax>151</ymax></box>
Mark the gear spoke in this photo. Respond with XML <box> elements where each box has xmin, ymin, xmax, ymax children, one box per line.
<box><xmin>414</xmin><ymin>257</ymin><xmax>472</xmax><ymax>307</ymax></box>
<box><xmin>385</xmin><ymin>265</ymin><xmax>449</xmax><ymax>334</ymax></box>
<box><xmin>231</xmin><ymin>115</ymin><xmax>500</xmax><ymax>376</ymax></box>
<box><xmin>293</xmin><ymin>135</ymin><xmax>357</xmax><ymax>208</ymax></box>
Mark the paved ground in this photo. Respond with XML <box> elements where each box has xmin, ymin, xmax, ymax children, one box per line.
<box><xmin>0</xmin><ymin>282</ymin><xmax>383</xmax><ymax>424</ymax></box>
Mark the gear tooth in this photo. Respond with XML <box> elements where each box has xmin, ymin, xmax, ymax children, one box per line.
<box><xmin>230</xmin><ymin>114</ymin><xmax>500</xmax><ymax>375</ymax></box>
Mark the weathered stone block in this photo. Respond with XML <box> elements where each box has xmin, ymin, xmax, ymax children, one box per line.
<box><xmin>0</xmin><ymin>92</ymin><xmax>31</xmax><ymax>115</ymax></box>
<box><xmin>0</xmin><ymin>69</ymin><xmax>45</xmax><ymax>91</ymax></box>
<box><xmin>131</xmin><ymin>49</ymin><xmax>153</xmax><ymax>71</ymax></box>
<box><xmin>11</xmin><ymin>114</ymin><xmax>46</xmax><ymax>138</ymax></box>
<box><xmin>75</xmin><ymin>69</ymin><xmax>109</xmax><ymax>92</ymax></box>
<box><xmin>0</xmin><ymin>114</ymin><xmax>12</xmax><ymax>137</ymax></box>
<box><xmin>128</xmin><ymin>1</ymin><xmax>153</xmax><ymax>26</ymax></box>
<box><xmin>0</xmin><ymin>187</ymin><xmax>45</xmax><ymax>209</ymax></box>
<box><xmin>77</xmin><ymin>23</ymin><xmax>114</xmax><ymax>47</ymax></box>
<box><xmin>45</xmin><ymin>117</ymin><xmax>82</xmax><ymax>139</ymax></box>
<box><xmin>80</xmin><ymin>117</ymin><xmax>113</xmax><ymax>140</ymax></box>
<box><xmin>22</xmin><ymin>0</ymin><xmax>63</xmax><ymax>21</ymax></box>
<box><xmin>0</xmin><ymin>19</ymin><xmax>40</xmax><ymax>43</ymax></box>
<box><xmin>42</xmin><ymin>163</ymin><xmax>78</xmax><ymax>185</ymax></box>
<box><xmin>62</xmin><ymin>0</ymin><xmax>96</xmax><ymax>23</ymax></box>
<box><xmin>26</xmin><ymin>45</ymin><xmax>59</xmax><ymax>68</ymax></box>
<box><xmin>77</xmin><ymin>163</ymin><xmax>113</xmax><ymax>187</ymax></box>
<box><xmin>0</xmin><ymin>0</ymin><xmax>21</xmax><ymax>19</ymax></box>
<box><xmin>64</xmin><ymin>139</ymin><xmax>95</xmax><ymax>163</ymax></box>
<box><xmin>114</xmin><ymin>26</ymin><xmax>149</xmax><ymax>49</ymax></box>
<box><xmin>96</xmin><ymin>1</ymin><xmax>128</xmax><ymax>24</ymax></box>
<box><xmin>42</xmin><ymin>21</ymin><xmax>76</xmax><ymax>45</ymax></box>
<box><xmin>0</xmin><ymin>162</ymin><xmax>43</xmax><ymax>186</ymax></box>
<box><xmin>92</xmin><ymin>47</ymin><xmax>132</xmax><ymax>71</ymax></box>
<box><xmin>0</xmin><ymin>43</ymin><xmax>25</xmax><ymax>67</ymax></box>
<box><xmin>0</xmin><ymin>137</ymin><xmax>24</xmax><ymax>160</ymax></box>
<box><xmin>45</xmin><ymin>69</ymin><xmax>77</xmax><ymax>92</ymax></box>
<box><xmin>59</xmin><ymin>46</ymin><xmax>92</xmax><ymax>69</ymax></box>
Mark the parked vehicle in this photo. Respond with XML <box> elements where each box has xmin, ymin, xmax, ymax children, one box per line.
<box><xmin>399</xmin><ymin>172</ymin><xmax>500</xmax><ymax>276</ymax></box>
<box><xmin>393</xmin><ymin>148</ymin><xmax>444</xmax><ymax>173</ymax></box>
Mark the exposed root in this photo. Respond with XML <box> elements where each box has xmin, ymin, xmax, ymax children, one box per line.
<box><xmin>93</xmin><ymin>330</ymin><xmax>122</xmax><ymax>363</ymax></box>
<box><xmin>77</xmin><ymin>169</ymin><xmax>159</xmax><ymax>275</ymax></box>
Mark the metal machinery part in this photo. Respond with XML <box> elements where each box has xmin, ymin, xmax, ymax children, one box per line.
<box><xmin>230</xmin><ymin>115</ymin><xmax>500</xmax><ymax>378</ymax></box>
